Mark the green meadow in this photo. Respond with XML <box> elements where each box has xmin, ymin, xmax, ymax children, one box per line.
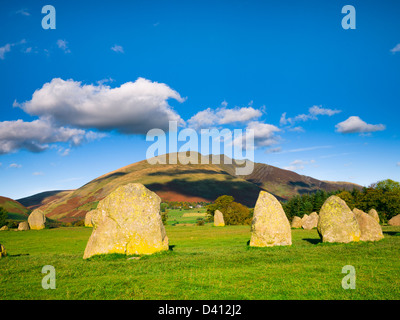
<box><xmin>0</xmin><ymin>219</ymin><xmax>399</xmax><ymax>300</ymax></box>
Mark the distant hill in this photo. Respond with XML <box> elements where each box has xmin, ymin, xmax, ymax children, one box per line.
<box><xmin>30</xmin><ymin>152</ymin><xmax>362</xmax><ymax>222</ymax></box>
<box><xmin>0</xmin><ymin>196</ymin><xmax>29</xmax><ymax>220</ymax></box>
<box><xmin>17</xmin><ymin>190</ymin><xmax>74</xmax><ymax>210</ymax></box>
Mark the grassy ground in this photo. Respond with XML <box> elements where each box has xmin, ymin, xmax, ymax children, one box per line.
<box><xmin>166</xmin><ymin>207</ymin><xmax>208</xmax><ymax>225</ymax></box>
<box><xmin>0</xmin><ymin>222</ymin><xmax>399</xmax><ymax>300</ymax></box>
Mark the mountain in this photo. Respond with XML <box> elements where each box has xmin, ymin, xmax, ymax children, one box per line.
<box><xmin>29</xmin><ymin>152</ymin><xmax>362</xmax><ymax>222</ymax></box>
<box><xmin>0</xmin><ymin>196</ymin><xmax>29</xmax><ymax>220</ymax></box>
<box><xmin>17</xmin><ymin>190</ymin><xmax>74</xmax><ymax>210</ymax></box>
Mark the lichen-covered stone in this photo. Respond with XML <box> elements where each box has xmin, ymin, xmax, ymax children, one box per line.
<box><xmin>0</xmin><ymin>225</ymin><xmax>8</xmax><ymax>231</ymax></box>
<box><xmin>353</xmin><ymin>208</ymin><xmax>384</xmax><ymax>242</ymax></box>
<box><xmin>28</xmin><ymin>209</ymin><xmax>46</xmax><ymax>230</ymax></box>
<box><xmin>0</xmin><ymin>243</ymin><xmax>6</xmax><ymax>258</ymax></box>
<box><xmin>83</xmin><ymin>183</ymin><xmax>169</xmax><ymax>259</ymax></box>
<box><xmin>388</xmin><ymin>214</ymin><xmax>400</xmax><ymax>226</ymax></box>
<box><xmin>214</xmin><ymin>210</ymin><xmax>225</xmax><ymax>227</ymax></box>
<box><xmin>18</xmin><ymin>221</ymin><xmax>30</xmax><ymax>231</ymax></box>
<box><xmin>317</xmin><ymin>196</ymin><xmax>360</xmax><ymax>243</ymax></box>
<box><xmin>302</xmin><ymin>212</ymin><xmax>319</xmax><ymax>230</ymax></box>
<box><xmin>85</xmin><ymin>210</ymin><xmax>95</xmax><ymax>227</ymax></box>
<box><xmin>291</xmin><ymin>216</ymin><xmax>302</xmax><ymax>228</ymax></box>
<box><xmin>250</xmin><ymin>191</ymin><xmax>291</xmax><ymax>247</ymax></box>
<box><xmin>368</xmin><ymin>209</ymin><xmax>379</xmax><ymax>224</ymax></box>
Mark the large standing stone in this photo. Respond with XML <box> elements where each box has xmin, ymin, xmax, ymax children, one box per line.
<box><xmin>317</xmin><ymin>196</ymin><xmax>360</xmax><ymax>243</ymax></box>
<box><xmin>250</xmin><ymin>191</ymin><xmax>292</xmax><ymax>247</ymax></box>
<box><xmin>291</xmin><ymin>216</ymin><xmax>303</xmax><ymax>228</ymax></box>
<box><xmin>18</xmin><ymin>221</ymin><xmax>30</xmax><ymax>231</ymax></box>
<box><xmin>85</xmin><ymin>210</ymin><xmax>95</xmax><ymax>227</ymax></box>
<box><xmin>388</xmin><ymin>214</ymin><xmax>400</xmax><ymax>226</ymax></box>
<box><xmin>302</xmin><ymin>212</ymin><xmax>319</xmax><ymax>230</ymax></box>
<box><xmin>83</xmin><ymin>183</ymin><xmax>169</xmax><ymax>259</ymax></box>
<box><xmin>0</xmin><ymin>243</ymin><xmax>6</xmax><ymax>258</ymax></box>
<box><xmin>353</xmin><ymin>208</ymin><xmax>384</xmax><ymax>242</ymax></box>
<box><xmin>368</xmin><ymin>209</ymin><xmax>380</xmax><ymax>224</ymax></box>
<box><xmin>28</xmin><ymin>209</ymin><xmax>46</xmax><ymax>230</ymax></box>
<box><xmin>0</xmin><ymin>225</ymin><xmax>8</xmax><ymax>231</ymax></box>
<box><xmin>214</xmin><ymin>210</ymin><xmax>225</xmax><ymax>227</ymax></box>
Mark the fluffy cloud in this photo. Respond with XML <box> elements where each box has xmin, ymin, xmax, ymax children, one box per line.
<box><xmin>284</xmin><ymin>159</ymin><xmax>315</xmax><ymax>171</ymax></box>
<box><xmin>57</xmin><ymin>39</ymin><xmax>71</xmax><ymax>53</ymax></box>
<box><xmin>111</xmin><ymin>45</ymin><xmax>124</xmax><ymax>53</ymax></box>
<box><xmin>335</xmin><ymin>116</ymin><xmax>386</xmax><ymax>134</ymax></box>
<box><xmin>0</xmin><ymin>119</ymin><xmax>103</xmax><ymax>154</ymax></box>
<box><xmin>0</xmin><ymin>39</ymin><xmax>26</xmax><ymax>59</ymax></box>
<box><xmin>390</xmin><ymin>44</ymin><xmax>400</xmax><ymax>54</ymax></box>
<box><xmin>230</xmin><ymin>121</ymin><xmax>280</xmax><ymax>149</ymax></box>
<box><xmin>0</xmin><ymin>44</ymin><xmax>11</xmax><ymax>60</ymax></box>
<box><xmin>17</xmin><ymin>77</ymin><xmax>185</xmax><ymax>134</ymax></box>
<box><xmin>280</xmin><ymin>105</ymin><xmax>341</xmax><ymax>126</ymax></box>
<box><xmin>187</xmin><ymin>106</ymin><xmax>262</xmax><ymax>129</ymax></box>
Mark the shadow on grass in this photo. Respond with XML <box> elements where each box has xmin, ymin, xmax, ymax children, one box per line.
<box><xmin>6</xmin><ymin>253</ymin><xmax>30</xmax><ymax>258</ymax></box>
<box><xmin>302</xmin><ymin>238</ymin><xmax>322</xmax><ymax>245</ymax></box>
<box><xmin>383</xmin><ymin>231</ymin><xmax>400</xmax><ymax>236</ymax></box>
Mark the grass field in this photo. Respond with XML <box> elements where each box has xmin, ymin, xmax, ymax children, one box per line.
<box><xmin>0</xmin><ymin>222</ymin><xmax>399</xmax><ymax>300</ymax></box>
<box><xmin>166</xmin><ymin>207</ymin><xmax>208</xmax><ymax>225</ymax></box>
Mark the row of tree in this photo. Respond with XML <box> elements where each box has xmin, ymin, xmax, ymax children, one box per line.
<box><xmin>206</xmin><ymin>179</ymin><xmax>400</xmax><ymax>225</ymax></box>
<box><xmin>282</xmin><ymin>179</ymin><xmax>400</xmax><ymax>223</ymax></box>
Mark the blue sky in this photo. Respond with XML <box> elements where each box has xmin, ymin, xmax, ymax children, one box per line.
<box><xmin>0</xmin><ymin>0</ymin><xmax>399</xmax><ymax>199</ymax></box>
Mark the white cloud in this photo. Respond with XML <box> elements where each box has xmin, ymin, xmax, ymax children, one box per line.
<box><xmin>188</xmin><ymin>106</ymin><xmax>262</xmax><ymax>129</ymax></box>
<box><xmin>57</xmin><ymin>39</ymin><xmax>71</xmax><ymax>53</ymax></box>
<box><xmin>289</xmin><ymin>126</ymin><xmax>305</xmax><ymax>133</ymax></box>
<box><xmin>9</xmin><ymin>163</ymin><xmax>22</xmax><ymax>168</ymax></box>
<box><xmin>309</xmin><ymin>105</ymin><xmax>341</xmax><ymax>116</ymax></box>
<box><xmin>246</xmin><ymin>121</ymin><xmax>280</xmax><ymax>147</ymax></box>
<box><xmin>17</xmin><ymin>77</ymin><xmax>185</xmax><ymax>134</ymax></box>
<box><xmin>397</xmin><ymin>162</ymin><xmax>400</xmax><ymax>167</ymax></box>
<box><xmin>284</xmin><ymin>159</ymin><xmax>315</xmax><ymax>171</ymax></box>
<box><xmin>0</xmin><ymin>119</ymin><xmax>103</xmax><ymax>154</ymax></box>
<box><xmin>33</xmin><ymin>172</ymin><xmax>44</xmax><ymax>176</ymax></box>
<box><xmin>0</xmin><ymin>44</ymin><xmax>11</xmax><ymax>60</ymax></box>
<box><xmin>335</xmin><ymin>116</ymin><xmax>386</xmax><ymax>134</ymax></box>
<box><xmin>0</xmin><ymin>39</ymin><xmax>27</xmax><ymax>59</ymax></box>
<box><xmin>390</xmin><ymin>44</ymin><xmax>400</xmax><ymax>54</ymax></box>
<box><xmin>280</xmin><ymin>105</ymin><xmax>341</xmax><ymax>126</ymax></box>
<box><xmin>16</xmin><ymin>9</ymin><xmax>30</xmax><ymax>16</ymax></box>
<box><xmin>275</xmin><ymin>145</ymin><xmax>332</xmax><ymax>154</ymax></box>
<box><xmin>111</xmin><ymin>45</ymin><xmax>124</xmax><ymax>53</ymax></box>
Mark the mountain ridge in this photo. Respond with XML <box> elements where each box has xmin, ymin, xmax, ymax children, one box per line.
<box><xmin>16</xmin><ymin>152</ymin><xmax>362</xmax><ymax>222</ymax></box>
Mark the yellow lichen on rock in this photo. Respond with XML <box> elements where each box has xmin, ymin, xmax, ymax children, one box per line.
<box><xmin>317</xmin><ymin>196</ymin><xmax>361</xmax><ymax>243</ymax></box>
<box><xmin>250</xmin><ymin>191</ymin><xmax>292</xmax><ymax>247</ymax></box>
<box><xmin>83</xmin><ymin>183</ymin><xmax>169</xmax><ymax>259</ymax></box>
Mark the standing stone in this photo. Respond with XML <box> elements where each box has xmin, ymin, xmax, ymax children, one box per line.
<box><xmin>0</xmin><ymin>225</ymin><xmax>8</xmax><ymax>231</ymax></box>
<box><xmin>28</xmin><ymin>209</ymin><xmax>46</xmax><ymax>230</ymax></box>
<box><xmin>388</xmin><ymin>214</ymin><xmax>400</xmax><ymax>226</ymax></box>
<box><xmin>302</xmin><ymin>214</ymin><xmax>309</xmax><ymax>224</ymax></box>
<box><xmin>18</xmin><ymin>221</ymin><xmax>30</xmax><ymax>231</ymax></box>
<box><xmin>83</xmin><ymin>183</ymin><xmax>169</xmax><ymax>259</ymax></box>
<box><xmin>302</xmin><ymin>212</ymin><xmax>319</xmax><ymax>230</ymax></box>
<box><xmin>0</xmin><ymin>243</ymin><xmax>6</xmax><ymax>258</ymax></box>
<box><xmin>250</xmin><ymin>191</ymin><xmax>292</xmax><ymax>247</ymax></box>
<box><xmin>317</xmin><ymin>196</ymin><xmax>360</xmax><ymax>243</ymax></box>
<box><xmin>353</xmin><ymin>208</ymin><xmax>384</xmax><ymax>242</ymax></box>
<box><xmin>214</xmin><ymin>210</ymin><xmax>225</xmax><ymax>227</ymax></box>
<box><xmin>368</xmin><ymin>209</ymin><xmax>380</xmax><ymax>224</ymax></box>
<box><xmin>85</xmin><ymin>210</ymin><xmax>95</xmax><ymax>227</ymax></box>
<box><xmin>291</xmin><ymin>216</ymin><xmax>303</xmax><ymax>228</ymax></box>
